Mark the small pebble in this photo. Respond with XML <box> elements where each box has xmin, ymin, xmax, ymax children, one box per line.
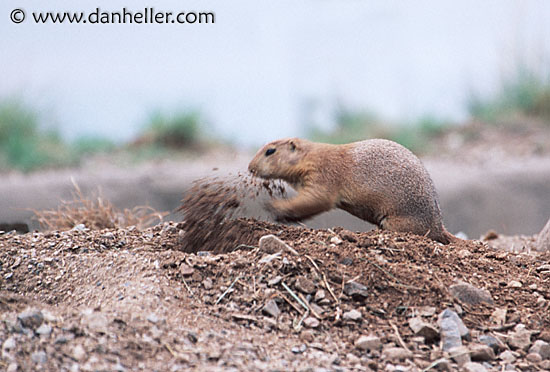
<box><xmin>35</xmin><ymin>324</ymin><xmax>52</xmax><ymax>336</ymax></box>
<box><xmin>31</xmin><ymin>351</ymin><xmax>47</xmax><ymax>364</ymax></box>
<box><xmin>146</xmin><ymin>313</ymin><xmax>159</xmax><ymax>324</ymax></box>
<box><xmin>462</xmin><ymin>362</ymin><xmax>487</xmax><ymax>372</ymax></box>
<box><xmin>499</xmin><ymin>350</ymin><xmax>516</xmax><ymax>363</ymax></box>
<box><xmin>291</xmin><ymin>344</ymin><xmax>307</xmax><ymax>354</ymax></box>
<box><xmin>525</xmin><ymin>352</ymin><xmax>542</xmax><ymax>363</ymax></box>
<box><xmin>343</xmin><ymin>309</ymin><xmax>362</xmax><ymax>321</ymax></box>
<box><xmin>529</xmin><ymin>340</ymin><xmax>550</xmax><ymax>359</ymax></box>
<box><xmin>382</xmin><ymin>347</ymin><xmax>412</xmax><ymax>361</ymax></box>
<box><xmin>304</xmin><ymin>316</ymin><xmax>320</xmax><ymax>328</ymax></box>
<box><xmin>2</xmin><ymin>337</ymin><xmax>16</xmax><ymax>350</ymax></box>
<box><xmin>354</xmin><ymin>335</ymin><xmax>381</xmax><ymax>351</ymax></box>
<box><xmin>262</xmin><ymin>299</ymin><xmax>281</xmax><ymax>318</ymax></box>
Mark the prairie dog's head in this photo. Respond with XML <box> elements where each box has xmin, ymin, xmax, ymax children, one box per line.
<box><xmin>248</xmin><ymin>138</ymin><xmax>310</xmax><ymax>182</ymax></box>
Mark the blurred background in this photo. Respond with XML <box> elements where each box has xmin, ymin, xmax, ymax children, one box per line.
<box><xmin>1</xmin><ymin>0</ymin><xmax>550</xmax><ymax>237</ymax></box>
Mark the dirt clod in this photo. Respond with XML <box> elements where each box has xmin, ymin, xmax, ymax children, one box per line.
<box><xmin>177</xmin><ymin>174</ymin><xmax>285</xmax><ymax>253</ymax></box>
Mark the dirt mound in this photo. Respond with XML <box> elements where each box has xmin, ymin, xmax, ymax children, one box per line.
<box><xmin>1</xmin><ymin>219</ymin><xmax>550</xmax><ymax>371</ymax></box>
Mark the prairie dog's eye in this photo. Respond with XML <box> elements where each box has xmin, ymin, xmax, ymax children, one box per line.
<box><xmin>265</xmin><ymin>148</ymin><xmax>276</xmax><ymax>156</ymax></box>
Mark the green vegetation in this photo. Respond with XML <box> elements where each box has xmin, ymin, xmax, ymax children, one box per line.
<box><xmin>72</xmin><ymin>136</ymin><xmax>115</xmax><ymax>157</ymax></box>
<box><xmin>123</xmin><ymin>109</ymin><xmax>209</xmax><ymax>162</ymax></box>
<box><xmin>143</xmin><ymin>109</ymin><xmax>203</xmax><ymax>149</ymax></box>
<box><xmin>468</xmin><ymin>64</ymin><xmax>550</xmax><ymax>124</ymax></box>
<box><xmin>3</xmin><ymin>60</ymin><xmax>550</xmax><ymax>171</ymax></box>
<box><xmin>307</xmin><ymin>104</ymin><xmax>450</xmax><ymax>154</ymax></box>
<box><xmin>307</xmin><ymin>108</ymin><xmax>382</xmax><ymax>144</ymax></box>
<box><xmin>0</xmin><ymin>100</ymin><xmax>208</xmax><ymax>172</ymax></box>
<box><xmin>0</xmin><ymin>99</ymin><xmax>117</xmax><ymax>172</ymax></box>
<box><xmin>0</xmin><ymin>100</ymin><xmax>74</xmax><ymax>171</ymax></box>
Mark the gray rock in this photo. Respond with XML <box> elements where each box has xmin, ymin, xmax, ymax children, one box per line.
<box><xmin>2</xmin><ymin>337</ymin><xmax>16</xmax><ymax>350</ymax></box>
<box><xmin>438</xmin><ymin>309</ymin><xmax>469</xmax><ymax>338</ymax></box>
<box><xmin>146</xmin><ymin>313</ymin><xmax>159</xmax><ymax>324</ymax></box>
<box><xmin>382</xmin><ymin>347</ymin><xmax>413</xmax><ymax>361</ymax></box>
<box><xmin>439</xmin><ymin>316</ymin><xmax>463</xmax><ymax>351</ymax></box>
<box><xmin>267</xmin><ymin>276</ymin><xmax>281</xmax><ymax>286</ymax></box>
<box><xmin>18</xmin><ymin>308</ymin><xmax>44</xmax><ymax>330</ymax></box>
<box><xmin>41</xmin><ymin>310</ymin><xmax>59</xmax><ymax>323</ymax></box>
<box><xmin>35</xmin><ymin>324</ymin><xmax>52</xmax><ymax>336</ymax></box>
<box><xmin>72</xmin><ymin>223</ymin><xmax>86</xmax><ymax>232</ymax></box>
<box><xmin>81</xmin><ymin>309</ymin><xmax>109</xmax><ymax>334</ymax></box>
<box><xmin>449</xmin><ymin>282</ymin><xmax>493</xmax><ymax>305</ymax></box>
<box><xmin>539</xmin><ymin>360</ymin><xmax>550</xmax><ymax>370</ymax></box>
<box><xmin>346</xmin><ymin>352</ymin><xmax>360</xmax><ymax>365</ymax></box>
<box><xmin>354</xmin><ymin>335</ymin><xmax>381</xmax><ymax>351</ymax></box>
<box><xmin>449</xmin><ymin>345</ymin><xmax>471</xmax><ymax>366</ymax></box>
<box><xmin>55</xmin><ymin>334</ymin><xmax>74</xmax><ymax>344</ymax></box>
<box><xmin>469</xmin><ymin>343</ymin><xmax>496</xmax><ymax>361</ymax></box>
<box><xmin>31</xmin><ymin>351</ymin><xmax>47</xmax><ymax>364</ymax></box>
<box><xmin>180</xmin><ymin>264</ymin><xmax>194</xmax><ymax>276</ymax></box>
<box><xmin>417</xmin><ymin>306</ymin><xmax>437</xmax><ymax>317</ymax></box>
<box><xmin>295</xmin><ymin>276</ymin><xmax>316</xmax><ymax>294</ymax></box>
<box><xmin>303</xmin><ymin>316</ymin><xmax>319</xmax><ymax>328</ymax></box>
<box><xmin>72</xmin><ymin>344</ymin><xmax>87</xmax><ymax>361</ymax></box>
<box><xmin>314</xmin><ymin>289</ymin><xmax>325</xmax><ymax>302</ymax></box>
<box><xmin>343</xmin><ymin>282</ymin><xmax>369</xmax><ymax>300</ymax></box>
<box><xmin>490</xmin><ymin>308</ymin><xmax>507</xmax><ymax>326</ymax></box>
<box><xmin>342</xmin><ymin>309</ymin><xmax>362</xmax><ymax>321</ymax></box>
<box><xmin>525</xmin><ymin>352</ymin><xmax>542</xmax><ymax>363</ymax></box>
<box><xmin>408</xmin><ymin>317</ymin><xmax>439</xmax><ymax>343</ymax></box>
<box><xmin>259</xmin><ymin>235</ymin><xmax>298</xmax><ymax>255</ymax></box>
<box><xmin>462</xmin><ymin>362</ymin><xmax>487</xmax><ymax>372</ymax></box>
<box><xmin>6</xmin><ymin>363</ymin><xmax>18</xmax><ymax>372</ymax></box>
<box><xmin>202</xmin><ymin>278</ymin><xmax>213</xmax><ymax>290</ymax></box>
<box><xmin>291</xmin><ymin>344</ymin><xmax>307</xmax><ymax>354</ymax></box>
<box><xmin>498</xmin><ymin>350</ymin><xmax>517</xmax><ymax>363</ymax></box>
<box><xmin>262</xmin><ymin>299</ymin><xmax>281</xmax><ymax>318</ymax></box>
<box><xmin>507</xmin><ymin>324</ymin><xmax>532</xmax><ymax>351</ymax></box>
<box><xmin>427</xmin><ymin>358</ymin><xmax>452</xmax><ymax>371</ymax></box>
<box><xmin>330</xmin><ymin>236</ymin><xmax>343</xmax><ymax>245</ymax></box>
<box><xmin>529</xmin><ymin>340</ymin><xmax>550</xmax><ymax>359</ymax></box>
<box><xmin>479</xmin><ymin>334</ymin><xmax>506</xmax><ymax>352</ymax></box>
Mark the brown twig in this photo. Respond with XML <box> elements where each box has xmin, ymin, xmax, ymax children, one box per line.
<box><xmin>389</xmin><ymin>321</ymin><xmax>411</xmax><ymax>353</ymax></box>
<box><xmin>298</xmin><ymin>293</ymin><xmax>323</xmax><ymax>319</ymax></box>
<box><xmin>280</xmin><ymin>293</ymin><xmax>304</xmax><ymax>315</ymax></box>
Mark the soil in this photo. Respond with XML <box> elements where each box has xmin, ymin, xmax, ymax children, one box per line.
<box><xmin>2</xmin><ymin>120</ymin><xmax>550</xmax><ymax>371</ymax></box>
<box><xmin>2</xmin><ymin>212</ymin><xmax>550</xmax><ymax>370</ymax></box>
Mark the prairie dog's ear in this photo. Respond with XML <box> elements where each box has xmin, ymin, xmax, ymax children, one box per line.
<box><xmin>289</xmin><ymin>141</ymin><xmax>296</xmax><ymax>152</ymax></box>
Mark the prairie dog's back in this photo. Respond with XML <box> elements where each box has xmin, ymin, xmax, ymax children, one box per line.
<box><xmin>340</xmin><ymin>139</ymin><xmax>443</xmax><ymax>226</ymax></box>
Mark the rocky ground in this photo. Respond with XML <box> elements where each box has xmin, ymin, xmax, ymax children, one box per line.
<box><xmin>1</xmin><ymin>217</ymin><xmax>550</xmax><ymax>372</ymax></box>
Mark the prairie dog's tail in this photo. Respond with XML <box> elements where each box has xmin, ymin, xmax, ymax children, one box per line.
<box><xmin>439</xmin><ymin>227</ymin><xmax>465</xmax><ymax>245</ymax></box>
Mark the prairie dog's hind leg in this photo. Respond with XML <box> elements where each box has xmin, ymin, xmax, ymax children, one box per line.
<box><xmin>380</xmin><ymin>215</ymin><xmax>431</xmax><ymax>236</ymax></box>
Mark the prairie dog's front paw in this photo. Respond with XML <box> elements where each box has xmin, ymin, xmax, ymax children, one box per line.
<box><xmin>264</xmin><ymin>200</ymin><xmax>297</xmax><ymax>223</ymax></box>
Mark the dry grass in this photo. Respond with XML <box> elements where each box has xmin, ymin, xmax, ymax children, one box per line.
<box><xmin>32</xmin><ymin>180</ymin><xmax>167</xmax><ymax>231</ymax></box>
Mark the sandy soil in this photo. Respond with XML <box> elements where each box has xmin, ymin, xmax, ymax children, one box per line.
<box><xmin>2</xmin><ymin>122</ymin><xmax>550</xmax><ymax>371</ymax></box>
<box><xmin>1</xmin><ymin>218</ymin><xmax>550</xmax><ymax>371</ymax></box>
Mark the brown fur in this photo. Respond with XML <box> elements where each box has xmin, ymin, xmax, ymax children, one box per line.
<box><xmin>248</xmin><ymin>137</ymin><xmax>458</xmax><ymax>244</ymax></box>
